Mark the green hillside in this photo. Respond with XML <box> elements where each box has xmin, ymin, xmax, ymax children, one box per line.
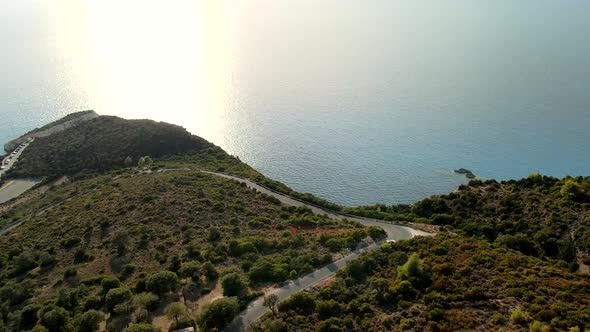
<box><xmin>0</xmin><ymin>170</ymin><xmax>372</xmax><ymax>331</ymax></box>
<box><xmin>7</xmin><ymin>116</ymin><xmax>219</xmax><ymax>179</ymax></box>
<box><xmin>256</xmin><ymin>234</ymin><xmax>590</xmax><ymax>331</ymax></box>
<box><xmin>347</xmin><ymin>175</ymin><xmax>590</xmax><ymax>270</ymax></box>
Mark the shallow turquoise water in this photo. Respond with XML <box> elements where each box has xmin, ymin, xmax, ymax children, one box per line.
<box><xmin>1</xmin><ymin>0</ymin><xmax>589</xmax><ymax>206</ymax></box>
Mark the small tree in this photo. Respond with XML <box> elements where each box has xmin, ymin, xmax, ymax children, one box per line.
<box><xmin>124</xmin><ymin>156</ymin><xmax>133</xmax><ymax>167</ymax></box>
<box><xmin>73</xmin><ymin>310</ymin><xmax>104</xmax><ymax>332</ymax></box>
<box><xmin>397</xmin><ymin>253</ymin><xmax>430</xmax><ymax>289</ymax></box>
<box><xmin>277</xmin><ymin>292</ymin><xmax>316</xmax><ymax>315</ymax></box>
<box><xmin>19</xmin><ymin>304</ymin><xmax>43</xmax><ymax>331</ymax></box>
<box><xmin>202</xmin><ymin>262</ymin><xmax>219</xmax><ymax>282</ymax></box>
<box><xmin>146</xmin><ymin>271</ymin><xmax>179</xmax><ymax>295</ymax></box>
<box><xmin>220</xmin><ymin>272</ymin><xmax>246</xmax><ymax>297</ymax></box>
<box><xmin>208</xmin><ymin>227</ymin><xmax>221</xmax><ymax>242</ymax></box>
<box><xmin>197</xmin><ymin>297</ymin><xmax>240</xmax><ymax>332</ymax></box>
<box><xmin>368</xmin><ymin>226</ymin><xmax>387</xmax><ymax>241</ymax></box>
<box><xmin>101</xmin><ymin>276</ymin><xmax>121</xmax><ymax>295</ymax></box>
<box><xmin>510</xmin><ymin>308</ymin><xmax>527</xmax><ymax>326</ymax></box>
<box><xmin>263</xmin><ymin>294</ymin><xmax>279</xmax><ymax>316</ymax></box>
<box><xmin>111</xmin><ymin>231</ymin><xmax>129</xmax><ymax>256</ymax></box>
<box><xmin>143</xmin><ymin>156</ymin><xmax>153</xmax><ymax>168</ymax></box>
<box><xmin>105</xmin><ymin>287</ymin><xmax>132</xmax><ymax>312</ymax></box>
<box><xmin>266</xmin><ymin>319</ymin><xmax>288</xmax><ymax>332</ymax></box>
<box><xmin>39</xmin><ymin>306</ymin><xmax>69</xmax><ymax>332</ymax></box>
<box><xmin>165</xmin><ymin>302</ymin><xmax>186</xmax><ymax>323</ymax></box>
<box><xmin>14</xmin><ymin>250</ymin><xmax>36</xmax><ymax>272</ymax></box>
<box><xmin>123</xmin><ymin>324</ymin><xmax>158</xmax><ymax>332</ymax></box>
<box><xmin>178</xmin><ymin>261</ymin><xmax>201</xmax><ymax>283</ymax></box>
<box><xmin>133</xmin><ymin>292</ymin><xmax>159</xmax><ymax>312</ymax></box>
<box><xmin>137</xmin><ymin>157</ymin><xmax>145</xmax><ymax>167</ymax></box>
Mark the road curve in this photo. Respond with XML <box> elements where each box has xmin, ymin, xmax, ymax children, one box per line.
<box><xmin>200</xmin><ymin>171</ymin><xmax>432</xmax><ymax>332</ymax></box>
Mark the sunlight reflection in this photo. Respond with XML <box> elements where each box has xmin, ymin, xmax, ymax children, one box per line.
<box><xmin>53</xmin><ymin>0</ymin><xmax>234</xmax><ymax>142</ymax></box>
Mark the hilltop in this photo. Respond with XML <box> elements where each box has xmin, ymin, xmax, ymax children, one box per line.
<box><xmin>3</xmin><ymin>111</ymin><xmax>98</xmax><ymax>153</ymax></box>
<box><xmin>6</xmin><ymin>116</ymin><xmax>216</xmax><ymax>179</ymax></box>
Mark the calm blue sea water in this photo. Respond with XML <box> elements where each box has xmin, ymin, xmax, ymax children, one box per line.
<box><xmin>1</xmin><ymin>0</ymin><xmax>590</xmax><ymax>206</ymax></box>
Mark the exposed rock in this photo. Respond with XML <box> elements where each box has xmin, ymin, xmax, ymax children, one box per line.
<box><xmin>454</xmin><ymin>168</ymin><xmax>476</xmax><ymax>179</ymax></box>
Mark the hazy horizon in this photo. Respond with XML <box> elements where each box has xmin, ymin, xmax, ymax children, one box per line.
<box><xmin>2</xmin><ymin>0</ymin><xmax>590</xmax><ymax>206</ymax></box>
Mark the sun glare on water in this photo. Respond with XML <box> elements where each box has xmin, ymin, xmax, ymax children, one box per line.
<box><xmin>52</xmin><ymin>0</ymin><xmax>235</xmax><ymax>141</ymax></box>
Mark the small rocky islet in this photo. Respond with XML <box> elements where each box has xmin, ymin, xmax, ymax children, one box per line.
<box><xmin>454</xmin><ymin>167</ymin><xmax>476</xmax><ymax>179</ymax></box>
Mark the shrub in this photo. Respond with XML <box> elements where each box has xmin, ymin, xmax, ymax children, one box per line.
<box><xmin>74</xmin><ymin>249</ymin><xmax>94</xmax><ymax>263</ymax></box>
<box><xmin>397</xmin><ymin>253</ymin><xmax>429</xmax><ymax>289</ymax></box>
<box><xmin>133</xmin><ymin>292</ymin><xmax>159</xmax><ymax>312</ymax></box>
<box><xmin>278</xmin><ymin>292</ymin><xmax>316</xmax><ymax>315</ymax></box>
<box><xmin>317</xmin><ymin>317</ymin><xmax>344</xmax><ymax>332</ymax></box>
<box><xmin>208</xmin><ymin>227</ymin><xmax>221</xmax><ymax>242</ymax></box>
<box><xmin>266</xmin><ymin>319</ymin><xmax>288</xmax><ymax>332</ymax></box>
<box><xmin>529</xmin><ymin>321</ymin><xmax>550</xmax><ymax>332</ymax></box>
<box><xmin>39</xmin><ymin>306</ymin><xmax>69</xmax><ymax>332</ymax></box>
<box><xmin>73</xmin><ymin>310</ymin><xmax>104</xmax><ymax>332</ymax></box>
<box><xmin>368</xmin><ymin>226</ymin><xmax>387</xmax><ymax>241</ymax></box>
<box><xmin>123</xmin><ymin>324</ymin><xmax>158</xmax><ymax>332</ymax></box>
<box><xmin>202</xmin><ymin>261</ymin><xmax>219</xmax><ymax>281</ymax></box>
<box><xmin>165</xmin><ymin>302</ymin><xmax>187</xmax><ymax>323</ymax></box>
<box><xmin>511</xmin><ymin>308</ymin><xmax>528</xmax><ymax>326</ymax></box>
<box><xmin>13</xmin><ymin>250</ymin><xmax>37</xmax><ymax>272</ymax></box>
<box><xmin>178</xmin><ymin>261</ymin><xmax>201</xmax><ymax>282</ymax></box>
<box><xmin>63</xmin><ymin>266</ymin><xmax>77</xmax><ymax>278</ymax></box>
<box><xmin>317</xmin><ymin>300</ymin><xmax>344</xmax><ymax>319</ymax></box>
<box><xmin>169</xmin><ymin>318</ymin><xmax>196</xmax><ymax>331</ymax></box>
<box><xmin>18</xmin><ymin>304</ymin><xmax>42</xmax><ymax>331</ymax></box>
<box><xmin>101</xmin><ymin>276</ymin><xmax>121</xmax><ymax>295</ymax></box>
<box><xmin>220</xmin><ymin>272</ymin><xmax>247</xmax><ymax>297</ymax></box>
<box><xmin>105</xmin><ymin>288</ymin><xmax>132</xmax><ymax>312</ymax></box>
<box><xmin>60</xmin><ymin>237</ymin><xmax>81</xmax><ymax>248</ymax></box>
<box><xmin>248</xmin><ymin>259</ymin><xmax>274</xmax><ymax>283</ymax></box>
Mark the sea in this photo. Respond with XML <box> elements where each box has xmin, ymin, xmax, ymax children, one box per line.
<box><xmin>1</xmin><ymin>0</ymin><xmax>589</xmax><ymax>206</ymax></box>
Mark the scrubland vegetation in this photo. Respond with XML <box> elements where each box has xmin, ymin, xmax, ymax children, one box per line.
<box><xmin>3</xmin><ymin>114</ymin><xmax>590</xmax><ymax>331</ymax></box>
<box><xmin>0</xmin><ymin>171</ymin><xmax>372</xmax><ymax>331</ymax></box>
<box><xmin>255</xmin><ymin>234</ymin><xmax>590</xmax><ymax>331</ymax></box>
<box><xmin>346</xmin><ymin>174</ymin><xmax>590</xmax><ymax>270</ymax></box>
<box><xmin>7</xmin><ymin>116</ymin><xmax>214</xmax><ymax>179</ymax></box>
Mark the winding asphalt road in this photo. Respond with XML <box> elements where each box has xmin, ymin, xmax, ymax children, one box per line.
<box><xmin>201</xmin><ymin>171</ymin><xmax>431</xmax><ymax>332</ymax></box>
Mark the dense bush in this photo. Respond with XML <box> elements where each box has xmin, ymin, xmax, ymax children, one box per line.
<box><xmin>257</xmin><ymin>235</ymin><xmax>590</xmax><ymax>331</ymax></box>
<box><xmin>197</xmin><ymin>297</ymin><xmax>240</xmax><ymax>331</ymax></box>
<box><xmin>146</xmin><ymin>271</ymin><xmax>179</xmax><ymax>295</ymax></box>
<box><xmin>8</xmin><ymin>116</ymin><xmax>215</xmax><ymax>179</ymax></box>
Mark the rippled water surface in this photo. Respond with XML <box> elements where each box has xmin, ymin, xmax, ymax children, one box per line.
<box><xmin>1</xmin><ymin>0</ymin><xmax>590</xmax><ymax>206</ymax></box>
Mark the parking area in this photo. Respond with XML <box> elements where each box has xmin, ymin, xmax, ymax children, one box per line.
<box><xmin>0</xmin><ymin>138</ymin><xmax>33</xmax><ymax>178</ymax></box>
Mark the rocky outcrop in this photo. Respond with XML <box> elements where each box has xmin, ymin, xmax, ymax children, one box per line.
<box><xmin>454</xmin><ymin>168</ymin><xmax>476</xmax><ymax>179</ymax></box>
<box><xmin>4</xmin><ymin>111</ymin><xmax>99</xmax><ymax>153</ymax></box>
